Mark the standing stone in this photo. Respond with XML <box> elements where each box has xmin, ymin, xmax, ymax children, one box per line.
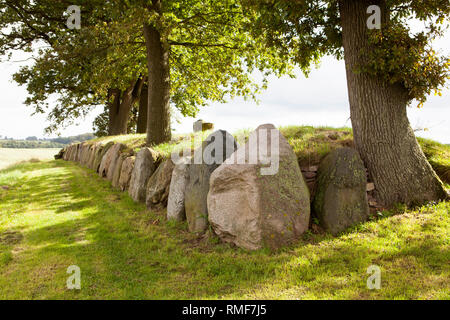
<box><xmin>63</xmin><ymin>145</ymin><xmax>70</xmax><ymax>161</ymax></box>
<box><xmin>62</xmin><ymin>147</ymin><xmax>68</xmax><ymax>160</ymax></box>
<box><xmin>112</xmin><ymin>154</ymin><xmax>127</xmax><ymax>188</ymax></box>
<box><xmin>80</xmin><ymin>143</ymin><xmax>91</xmax><ymax>166</ymax></box>
<box><xmin>68</xmin><ymin>145</ymin><xmax>76</xmax><ymax>161</ymax></box>
<box><xmin>79</xmin><ymin>143</ymin><xmax>87</xmax><ymax>165</ymax></box>
<box><xmin>185</xmin><ymin>130</ymin><xmax>238</xmax><ymax>233</ymax></box>
<box><xmin>208</xmin><ymin>124</ymin><xmax>311</xmax><ymax>250</ymax></box>
<box><xmin>193</xmin><ymin>120</ymin><xmax>203</xmax><ymax>132</ymax></box>
<box><xmin>72</xmin><ymin>144</ymin><xmax>79</xmax><ymax>162</ymax></box>
<box><xmin>93</xmin><ymin>142</ymin><xmax>113</xmax><ymax>172</ymax></box>
<box><xmin>68</xmin><ymin>144</ymin><xmax>75</xmax><ymax>161</ymax></box>
<box><xmin>193</xmin><ymin>119</ymin><xmax>214</xmax><ymax>132</ymax></box>
<box><xmin>312</xmin><ymin>147</ymin><xmax>369</xmax><ymax>235</ymax></box>
<box><xmin>106</xmin><ymin>145</ymin><xmax>127</xmax><ymax>181</ymax></box>
<box><xmin>99</xmin><ymin>143</ymin><xmax>126</xmax><ymax>180</ymax></box>
<box><xmin>55</xmin><ymin>148</ymin><xmax>65</xmax><ymax>160</ymax></box>
<box><xmin>76</xmin><ymin>143</ymin><xmax>84</xmax><ymax>162</ymax></box>
<box><xmin>128</xmin><ymin>148</ymin><xmax>158</xmax><ymax>202</ymax></box>
<box><xmin>85</xmin><ymin>144</ymin><xmax>95</xmax><ymax>167</ymax></box>
<box><xmin>118</xmin><ymin>156</ymin><xmax>135</xmax><ymax>191</ymax></box>
<box><xmin>146</xmin><ymin>159</ymin><xmax>175</xmax><ymax>209</ymax></box>
<box><xmin>167</xmin><ymin>158</ymin><xmax>190</xmax><ymax>222</ymax></box>
<box><xmin>69</xmin><ymin>144</ymin><xmax>78</xmax><ymax>162</ymax></box>
<box><xmin>87</xmin><ymin>144</ymin><xmax>100</xmax><ymax>169</ymax></box>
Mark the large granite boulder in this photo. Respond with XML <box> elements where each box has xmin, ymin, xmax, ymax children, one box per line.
<box><xmin>118</xmin><ymin>156</ymin><xmax>135</xmax><ymax>191</ymax></box>
<box><xmin>93</xmin><ymin>142</ymin><xmax>114</xmax><ymax>172</ymax></box>
<box><xmin>128</xmin><ymin>148</ymin><xmax>158</xmax><ymax>202</ymax></box>
<box><xmin>99</xmin><ymin>143</ymin><xmax>126</xmax><ymax>180</ymax></box>
<box><xmin>313</xmin><ymin>147</ymin><xmax>369</xmax><ymax>235</ymax></box>
<box><xmin>167</xmin><ymin>158</ymin><xmax>190</xmax><ymax>222</ymax></box>
<box><xmin>146</xmin><ymin>159</ymin><xmax>175</xmax><ymax>209</ymax></box>
<box><xmin>208</xmin><ymin>124</ymin><xmax>311</xmax><ymax>250</ymax></box>
<box><xmin>185</xmin><ymin>130</ymin><xmax>238</xmax><ymax>233</ymax></box>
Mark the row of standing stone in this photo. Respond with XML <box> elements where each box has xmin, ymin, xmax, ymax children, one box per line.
<box><xmin>57</xmin><ymin>123</ymin><xmax>372</xmax><ymax>250</ymax></box>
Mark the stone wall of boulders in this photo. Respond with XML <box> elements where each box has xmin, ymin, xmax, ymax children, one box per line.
<box><xmin>57</xmin><ymin>124</ymin><xmax>379</xmax><ymax>250</ymax></box>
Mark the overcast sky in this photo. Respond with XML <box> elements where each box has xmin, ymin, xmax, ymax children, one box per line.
<box><xmin>1</xmin><ymin>28</ymin><xmax>449</xmax><ymax>144</ymax></box>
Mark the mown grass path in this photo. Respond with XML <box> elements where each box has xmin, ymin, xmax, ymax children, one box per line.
<box><xmin>0</xmin><ymin>160</ymin><xmax>448</xmax><ymax>299</ymax></box>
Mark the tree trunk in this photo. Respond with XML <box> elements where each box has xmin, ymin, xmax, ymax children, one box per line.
<box><xmin>108</xmin><ymin>78</ymin><xmax>145</xmax><ymax>136</ymax></box>
<box><xmin>143</xmin><ymin>21</ymin><xmax>172</xmax><ymax>146</ymax></box>
<box><xmin>338</xmin><ymin>0</ymin><xmax>447</xmax><ymax>207</ymax></box>
<box><xmin>108</xmin><ymin>89</ymin><xmax>123</xmax><ymax>135</ymax></box>
<box><xmin>137</xmin><ymin>83</ymin><xmax>148</xmax><ymax>133</ymax></box>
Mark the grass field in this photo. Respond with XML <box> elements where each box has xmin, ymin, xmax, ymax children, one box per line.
<box><xmin>0</xmin><ymin>161</ymin><xmax>448</xmax><ymax>299</ymax></box>
<box><xmin>0</xmin><ymin>148</ymin><xmax>60</xmax><ymax>170</ymax></box>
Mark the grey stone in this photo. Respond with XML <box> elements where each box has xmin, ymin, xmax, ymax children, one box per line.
<box><xmin>118</xmin><ymin>156</ymin><xmax>135</xmax><ymax>191</ymax></box>
<box><xmin>193</xmin><ymin>120</ymin><xmax>203</xmax><ymax>132</ymax></box>
<box><xmin>167</xmin><ymin>158</ymin><xmax>190</xmax><ymax>222</ymax></box>
<box><xmin>313</xmin><ymin>147</ymin><xmax>369</xmax><ymax>235</ymax></box>
<box><xmin>99</xmin><ymin>143</ymin><xmax>126</xmax><ymax>180</ymax></box>
<box><xmin>146</xmin><ymin>159</ymin><xmax>175</xmax><ymax>209</ymax></box>
<box><xmin>93</xmin><ymin>142</ymin><xmax>114</xmax><ymax>172</ymax></box>
<box><xmin>87</xmin><ymin>144</ymin><xmax>100</xmax><ymax>169</ymax></box>
<box><xmin>208</xmin><ymin>124</ymin><xmax>310</xmax><ymax>250</ymax></box>
<box><xmin>193</xmin><ymin>119</ymin><xmax>214</xmax><ymax>132</ymax></box>
<box><xmin>112</xmin><ymin>154</ymin><xmax>126</xmax><ymax>188</ymax></box>
<box><xmin>185</xmin><ymin>130</ymin><xmax>238</xmax><ymax>233</ymax></box>
<box><xmin>80</xmin><ymin>143</ymin><xmax>92</xmax><ymax>166</ymax></box>
<box><xmin>128</xmin><ymin>148</ymin><xmax>158</xmax><ymax>202</ymax></box>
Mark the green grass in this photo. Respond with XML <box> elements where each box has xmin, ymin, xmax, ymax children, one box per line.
<box><xmin>418</xmin><ymin>137</ymin><xmax>450</xmax><ymax>184</ymax></box>
<box><xmin>0</xmin><ymin>159</ymin><xmax>448</xmax><ymax>299</ymax></box>
<box><xmin>0</xmin><ymin>148</ymin><xmax>60</xmax><ymax>170</ymax></box>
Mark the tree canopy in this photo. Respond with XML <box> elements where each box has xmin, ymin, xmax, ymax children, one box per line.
<box><xmin>0</xmin><ymin>0</ymin><xmax>294</xmax><ymax>135</ymax></box>
<box><xmin>246</xmin><ymin>0</ymin><xmax>449</xmax><ymax>106</ymax></box>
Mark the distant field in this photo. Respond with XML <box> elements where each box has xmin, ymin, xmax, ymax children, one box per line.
<box><xmin>0</xmin><ymin>148</ymin><xmax>60</xmax><ymax>170</ymax></box>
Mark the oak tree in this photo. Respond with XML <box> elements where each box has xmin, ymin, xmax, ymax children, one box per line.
<box><xmin>247</xmin><ymin>0</ymin><xmax>449</xmax><ymax>206</ymax></box>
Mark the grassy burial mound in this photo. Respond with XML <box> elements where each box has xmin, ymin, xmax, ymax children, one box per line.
<box><xmin>66</xmin><ymin>126</ymin><xmax>450</xmax><ymax>183</ymax></box>
<box><xmin>0</xmin><ymin>126</ymin><xmax>448</xmax><ymax>299</ymax></box>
